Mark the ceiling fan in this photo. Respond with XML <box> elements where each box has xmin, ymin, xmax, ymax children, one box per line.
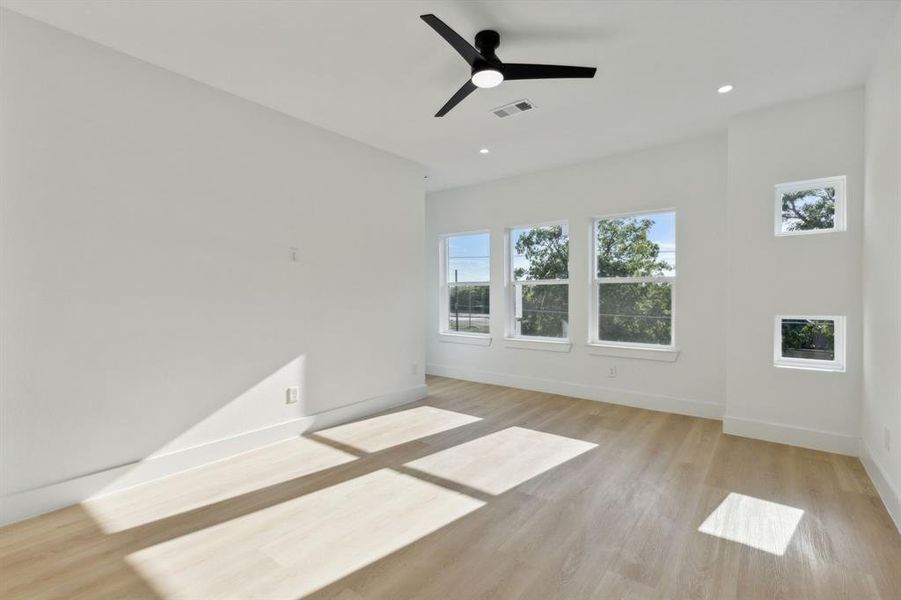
<box><xmin>420</xmin><ymin>14</ymin><xmax>597</xmax><ymax>117</ymax></box>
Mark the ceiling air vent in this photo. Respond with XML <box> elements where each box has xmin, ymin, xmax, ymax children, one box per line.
<box><xmin>492</xmin><ymin>99</ymin><xmax>535</xmax><ymax>118</ymax></box>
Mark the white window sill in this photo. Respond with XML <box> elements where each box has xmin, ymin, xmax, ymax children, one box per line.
<box><xmin>504</xmin><ymin>337</ymin><xmax>572</xmax><ymax>352</ymax></box>
<box><xmin>586</xmin><ymin>343</ymin><xmax>680</xmax><ymax>362</ymax></box>
<box><xmin>774</xmin><ymin>362</ymin><xmax>844</xmax><ymax>373</ymax></box>
<box><xmin>438</xmin><ymin>332</ymin><xmax>492</xmax><ymax>346</ymax></box>
<box><xmin>775</xmin><ymin>227</ymin><xmax>844</xmax><ymax>237</ymax></box>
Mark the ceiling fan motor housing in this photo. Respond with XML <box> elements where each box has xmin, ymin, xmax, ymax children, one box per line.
<box><xmin>473</xmin><ymin>29</ymin><xmax>502</xmax><ymax>74</ymax></box>
<box><xmin>474</xmin><ymin>30</ymin><xmax>500</xmax><ymax>55</ymax></box>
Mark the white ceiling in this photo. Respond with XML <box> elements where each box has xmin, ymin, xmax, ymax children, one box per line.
<box><xmin>3</xmin><ymin>0</ymin><xmax>897</xmax><ymax>190</ymax></box>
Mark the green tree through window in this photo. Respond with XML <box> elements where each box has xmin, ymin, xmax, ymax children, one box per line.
<box><xmin>596</xmin><ymin>214</ymin><xmax>674</xmax><ymax>345</ymax></box>
<box><xmin>514</xmin><ymin>226</ymin><xmax>569</xmax><ymax>280</ymax></box>
<box><xmin>781</xmin><ymin>187</ymin><xmax>835</xmax><ymax>231</ymax></box>
<box><xmin>781</xmin><ymin>319</ymin><xmax>835</xmax><ymax>361</ymax></box>
<box><xmin>597</xmin><ymin>218</ymin><xmax>671</xmax><ymax>277</ymax></box>
<box><xmin>512</xmin><ymin>225</ymin><xmax>569</xmax><ymax>338</ymax></box>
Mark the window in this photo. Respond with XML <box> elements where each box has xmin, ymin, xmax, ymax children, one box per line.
<box><xmin>441</xmin><ymin>232</ymin><xmax>490</xmax><ymax>335</ymax></box>
<box><xmin>592</xmin><ymin>211</ymin><xmax>675</xmax><ymax>347</ymax></box>
<box><xmin>775</xmin><ymin>176</ymin><xmax>846</xmax><ymax>235</ymax></box>
<box><xmin>509</xmin><ymin>224</ymin><xmax>569</xmax><ymax>339</ymax></box>
<box><xmin>774</xmin><ymin>316</ymin><xmax>845</xmax><ymax>372</ymax></box>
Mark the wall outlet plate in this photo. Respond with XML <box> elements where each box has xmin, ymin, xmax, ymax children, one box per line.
<box><xmin>286</xmin><ymin>386</ymin><xmax>300</xmax><ymax>404</ymax></box>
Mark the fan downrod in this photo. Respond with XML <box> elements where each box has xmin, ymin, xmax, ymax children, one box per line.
<box><xmin>474</xmin><ymin>30</ymin><xmax>500</xmax><ymax>61</ymax></box>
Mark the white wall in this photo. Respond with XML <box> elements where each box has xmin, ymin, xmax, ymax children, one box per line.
<box><xmin>724</xmin><ymin>90</ymin><xmax>864</xmax><ymax>454</ymax></box>
<box><xmin>426</xmin><ymin>135</ymin><xmax>728</xmax><ymax>418</ymax></box>
<box><xmin>862</xmin><ymin>7</ymin><xmax>901</xmax><ymax>527</ymax></box>
<box><xmin>426</xmin><ymin>90</ymin><xmax>868</xmax><ymax>458</ymax></box>
<box><xmin>0</xmin><ymin>11</ymin><xmax>425</xmax><ymax>521</ymax></box>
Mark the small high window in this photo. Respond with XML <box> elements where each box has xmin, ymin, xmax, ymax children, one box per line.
<box><xmin>774</xmin><ymin>316</ymin><xmax>845</xmax><ymax>372</ymax></box>
<box><xmin>775</xmin><ymin>176</ymin><xmax>846</xmax><ymax>235</ymax></box>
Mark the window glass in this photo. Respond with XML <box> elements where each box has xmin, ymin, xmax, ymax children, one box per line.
<box><xmin>514</xmin><ymin>283</ymin><xmax>568</xmax><ymax>338</ymax></box>
<box><xmin>447</xmin><ymin>233</ymin><xmax>490</xmax><ymax>283</ymax></box>
<box><xmin>780</xmin><ymin>187</ymin><xmax>836</xmax><ymax>233</ymax></box>
<box><xmin>598</xmin><ymin>282</ymin><xmax>672</xmax><ymax>345</ymax></box>
<box><xmin>448</xmin><ymin>285</ymin><xmax>490</xmax><ymax>334</ymax></box>
<box><xmin>597</xmin><ymin>212</ymin><xmax>675</xmax><ymax>278</ymax></box>
<box><xmin>780</xmin><ymin>318</ymin><xmax>835</xmax><ymax>361</ymax></box>
<box><xmin>511</xmin><ymin>225</ymin><xmax>569</xmax><ymax>281</ymax></box>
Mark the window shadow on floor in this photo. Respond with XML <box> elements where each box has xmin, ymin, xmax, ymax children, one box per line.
<box><xmin>0</xmin><ymin>382</ymin><xmax>603</xmax><ymax>598</ymax></box>
<box><xmin>0</xmin><ymin>504</ymin><xmax>164</xmax><ymax>599</ymax></box>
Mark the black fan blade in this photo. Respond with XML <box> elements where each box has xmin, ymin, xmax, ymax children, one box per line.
<box><xmin>503</xmin><ymin>63</ymin><xmax>597</xmax><ymax>81</ymax></box>
<box><xmin>420</xmin><ymin>14</ymin><xmax>481</xmax><ymax>66</ymax></box>
<box><xmin>435</xmin><ymin>80</ymin><xmax>477</xmax><ymax>117</ymax></box>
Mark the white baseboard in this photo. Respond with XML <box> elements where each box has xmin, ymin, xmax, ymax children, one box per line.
<box><xmin>859</xmin><ymin>438</ymin><xmax>901</xmax><ymax>533</ymax></box>
<box><xmin>426</xmin><ymin>363</ymin><xmax>723</xmax><ymax>420</ymax></box>
<box><xmin>0</xmin><ymin>383</ymin><xmax>427</xmax><ymax>527</ymax></box>
<box><xmin>722</xmin><ymin>416</ymin><xmax>858</xmax><ymax>456</ymax></box>
<box><xmin>303</xmin><ymin>383</ymin><xmax>428</xmax><ymax>433</ymax></box>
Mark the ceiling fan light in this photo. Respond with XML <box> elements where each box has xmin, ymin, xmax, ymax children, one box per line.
<box><xmin>471</xmin><ymin>68</ymin><xmax>503</xmax><ymax>88</ymax></box>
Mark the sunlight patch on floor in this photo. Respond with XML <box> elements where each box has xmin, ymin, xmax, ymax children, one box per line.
<box><xmin>84</xmin><ymin>437</ymin><xmax>357</xmax><ymax>533</ymax></box>
<box><xmin>698</xmin><ymin>492</ymin><xmax>804</xmax><ymax>556</ymax></box>
<box><xmin>315</xmin><ymin>405</ymin><xmax>481</xmax><ymax>452</ymax></box>
<box><xmin>127</xmin><ymin>468</ymin><xmax>484</xmax><ymax>599</ymax></box>
<box><xmin>404</xmin><ymin>426</ymin><xmax>597</xmax><ymax>495</ymax></box>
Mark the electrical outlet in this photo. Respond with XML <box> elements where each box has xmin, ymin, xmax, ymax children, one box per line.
<box><xmin>885</xmin><ymin>426</ymin><xmax>891</xmax><ymax>452</ymax></box>
<box><xmin>286</xmin><ymin>386</ymin><xmax>300</xmax><ymax>404</ymax></box>
<box><xmin>608</xmin><ymin>366</ymin><xmax>617</xmax><ymax>378</ymax></box>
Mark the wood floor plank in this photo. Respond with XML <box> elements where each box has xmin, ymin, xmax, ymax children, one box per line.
<box><xmin>1</xmin><ymin>376</ymin><xmax>898</xmax><ymax>600</ymax></box>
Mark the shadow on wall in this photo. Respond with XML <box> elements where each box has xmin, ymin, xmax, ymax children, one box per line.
<box><xmin>0</xmin><ymin>352</ymin><xmax>314</xmax><ymax>596</ymax></box>
<box><xmin>0</xmin><ymin>8</ymin><xmax>424</xmax><ymax>527</ymax></box>
<box><xmin>97</xmin><ymin>354</ymin><xmax>309</xmax><ymax>494</ymax></box>
<box><xmin>0</xmin><ymin>352</ymin><xmax>310</xmax><ymax>524</ymax></box>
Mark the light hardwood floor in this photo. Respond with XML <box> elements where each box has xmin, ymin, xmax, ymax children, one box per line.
<box><xmin>1</xmin><ymin>376</ymin><xmax>899</xmax><ymax>599</ymax></box>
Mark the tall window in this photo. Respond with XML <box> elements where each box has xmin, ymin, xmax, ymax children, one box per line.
<box><xmin>593</xmin><ymin>211</ymin><xmax>675</xmax><ymax>347</ymax></box>
<box><xmin>442</xmin><ymin>232</ymin><xmax>490</xmax><ymax>334</ymax></box>
<box><xmin>509</xmin><ymin>224</ymin><xmax>569</xmax><ymax>339</ymax></box>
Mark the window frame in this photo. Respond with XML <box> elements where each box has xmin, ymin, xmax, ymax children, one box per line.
<box><xmin>439</xmin><ymin>230</ymin><xmax>491</xmax><ymax>339</ymax></box>
<box><xmin>505</xmin><ymin>220</ymin><xmax>571</xmax><ymax>342</ymax></box>
<box><xmin>774</xmin><ymin>175</ymin><xmax>846</xmax><ymax>237</ymax></box>
<box><xmin>773</xmin><ymin>315</ymin><xmax>846</xmax><ymax>372</ymax></box>
<box><xmin>589</xmin><ymin>209</ymin><xmax>677</xmax><ymax>351</ymax></box>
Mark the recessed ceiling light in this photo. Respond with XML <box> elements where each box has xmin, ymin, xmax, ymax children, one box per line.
<box><xmin>718</xmin><ymin>84</ymin><xmax>734</xmax><ymax>94</ymax></box>
<box><xmin>479</xmin><ymin>148</ymin><xmax>489</xmax><ymax>154</ymax></box>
